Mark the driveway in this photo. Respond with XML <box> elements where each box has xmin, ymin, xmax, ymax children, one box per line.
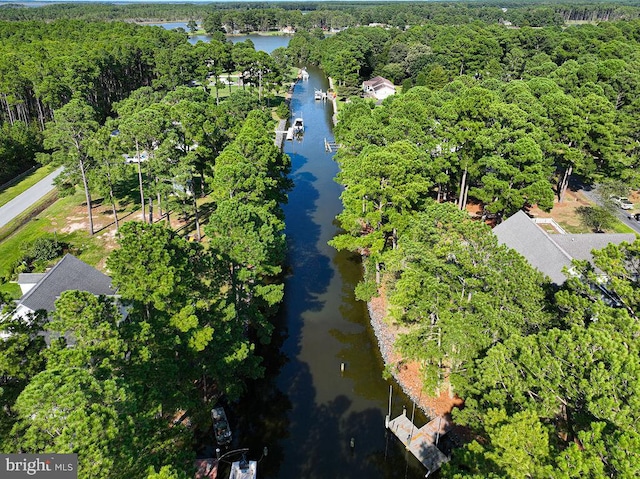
<box><xmin>0</xmin><ymin>167</ymin><xmax>63</xmax><ymax>229</ymax></box>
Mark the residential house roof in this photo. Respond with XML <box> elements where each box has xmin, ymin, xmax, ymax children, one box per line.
<box><xmin>363</xmin><ymin>76</ymin><xmax>394</xmax><ymax>91</ymax></box>
<box><xmin>494</xmin><ymin>211</ymin><xmax>635</xmax><ymax>285</ymax></box>
<box><xmin>18</xmin><ymin>253</ymin><xmax>116</xmax><ymax>313</ymax></box>
<box><xmin>17</xmin><ymin>273</ymin><xmax>47</xmax><ymax>285</ymax></box>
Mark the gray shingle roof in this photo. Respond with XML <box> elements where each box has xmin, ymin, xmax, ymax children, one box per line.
<box><xmin>17</xmin><ymin>273</ymin><xmax>46</xmax><ymax>285</ymax></box>
<box><xmin>553</xmin><ymin>234</ymin><xmax>636</xmax><ymax>263</ymax></box>
<box><xmin>493</xmin><ymin>211</ymin><xmax>636</xmax><ymax>285</ymax></box>
<box><xmin>18</xmin><ymin>254</ymin><xmax>115</xmax><ymax>313</ymax></box>
<box><xmin>494</xmin><ymin>211</ymin><xmax>573</xmax><ymax>285</ymax></box>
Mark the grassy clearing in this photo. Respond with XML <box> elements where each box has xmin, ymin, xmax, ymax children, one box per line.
<box><xmin>0</xmin><ymin>183</ymin><xmax>212</xmax><ymax>298</ymax></box>
<box><xmin>0</xmin><ymin>164</ymin><xmax>56</xmax><ymax>208</ymax></box>
<box><xmin>560</xmin><ymin>222</ymin><xmax>589</xmax><ymax>234</ymax></box>
<box><xmin>0</xmin><ymin>190</ymin><xmax>126</xmax><ymax>284</ymax></box>
<box><xmin>559</xmin><ymin>217</ymin><xmax>635</xmax><ymax>234</ymax></box>
<box><xmin>610</xmin><ymin>220</ymin><xmax>635</xmax><ymax>234</ymax></box>
<box><xmin>0</xmin><ymin>191</ymin><xmax>59</xmax><ymax>245</ymax></box>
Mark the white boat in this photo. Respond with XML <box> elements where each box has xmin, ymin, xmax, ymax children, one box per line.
<box><xmin>211</xmin><ymin>407</ymin><xmax>232</xmax><ymax>446</ymax></box>
<box><xmin>292</xmin><ymin>118</ymin><xmax>304</xmax><ymax>134</ymax></box>
<box><xmin>314</xmin><ymin>89</ymin><xmax>324</xmax><ymax>100</ymax></box>
<box><xmin>228</xmin><ymin>459</ymin><xmax>256</xmax><ymax>479</ymax></box>
<box><xmin>286</xmin><ymin>127</ymin><xmax>294</xmax><ymax>141</ymax></box>
<box><xmin>300</xmin><ymin>68</ymin><xmax>309</xmax><ymax>80</ymax></box>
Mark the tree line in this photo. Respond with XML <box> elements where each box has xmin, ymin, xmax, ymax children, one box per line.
<box><xmin>0</xmin><ymin>19</ymin><xmax>291</xmax><ymax>479</ymax></box>
<box><xmin>0</xmin><ymin>20</ymin><xmax>184</xmax><ymax>183</ymax></box>
<box><xmin>1</xmin><ymin>100</ymin><xmax>290</xmax><ymax>479</ymax></box>
<box><xmin>2</xmin><ymin>2</ymin><xmax>640</xmax><ymax>29</ymax></box>
<box><xmin>329</xmin><ymin>18</ymin><xmax>640</xmax><ymax>478</ymax></box>
<box><xmin>297</xmin><ymin>19</ymin><xmax>640</xmax><ymax>199</ymax></box>
<box><xmin>0</xmin><ymin>19</ymin><xmax>288</xmax><ymax>186</ymax></box>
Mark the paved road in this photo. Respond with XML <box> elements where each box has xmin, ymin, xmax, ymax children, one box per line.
<box><xmin>0</xmin><ymin>167</ymin><xmax>63</xmax><ymax>229</ymax></box>
<box><xmin>580</xmin><ymin>186</ymin><xmax>640</xmax><ymax>235</ymax></box>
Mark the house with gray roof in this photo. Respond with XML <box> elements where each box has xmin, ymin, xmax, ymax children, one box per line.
<box><xmin>494</xmin><ymin>211</ymin><xmax>636</xmax><ymax>286</ymax></box>
<box><xmin>2</xmin><ymin>254</ymin><xmax>118</xmax><ymax>341</ymax></box>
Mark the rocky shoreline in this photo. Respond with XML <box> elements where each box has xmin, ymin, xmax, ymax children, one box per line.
<box><xmin>367</xmin><ymin>296</ymin><xmax>459</xmax><ymax>418</ymax></box>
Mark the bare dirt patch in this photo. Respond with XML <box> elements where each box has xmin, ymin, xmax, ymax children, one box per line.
<box><xmin>368</xmin><ymin>292</ymin><xmax>463</xmax><ymax>419</ymax></box>
<box><xmin>526</xmin><ymin>188</ymin><xmax>594</xmax><ymax>233</ymax></box>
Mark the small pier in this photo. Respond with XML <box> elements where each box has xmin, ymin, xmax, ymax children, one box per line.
<box><xmin>386</xmin><ymin>410</ymin><xmax>451</xmax><ymax>476</ymax></box>
<box><xmin>314</xmin><ymin>89</ymin><xmax>328</xmax><ymax>101</ymax></box>
<box><xmin>324</xmin><ymin>138</ymin><xmax>341</xmax><ymax>152</ymax></box>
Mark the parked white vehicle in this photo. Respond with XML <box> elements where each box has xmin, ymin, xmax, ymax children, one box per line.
<box><xmin>611</xmin><ymin>196</ymin><xmax>633</xmax><ymax>210</ymax></box>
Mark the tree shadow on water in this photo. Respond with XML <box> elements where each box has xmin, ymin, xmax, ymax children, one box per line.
<box><xmin>279</xmin><ymin>169</ymin><xmax>334</xmax><ymax>352</ymax></box>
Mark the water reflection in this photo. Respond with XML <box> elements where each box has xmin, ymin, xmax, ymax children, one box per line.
<box><xmin>196</xmin><ymin>62</ymin><xmax>430</xmax><ymax>478</ymax></box>
<box><xmin>261</xmin><ymin>67</ymin><xmax>428</xmax><ymax>478</ymax></box>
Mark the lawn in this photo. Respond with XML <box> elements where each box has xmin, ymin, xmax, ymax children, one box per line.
<box><xmin>529</xmin><ymin>188</ymin><xmax>637</xmax><ymax>234</ymax></box>
<box><xmin>0</xmin><ymin>164</ymin><xmax>56</xmax><ymax>208</ymax></box>
<box><xmin>0</xmin><ymin>191</ymin><xmax>114</xmax><ymax>283</ymax></box>
<box><xmin>0</xmin><ymin>184</ymin><xmax>218</xmax><ymax>300</ymax></box>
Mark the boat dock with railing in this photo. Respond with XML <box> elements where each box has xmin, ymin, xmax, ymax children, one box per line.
<box><xmin>384</xmin><ymin>385</ymin><xmax>451</xmax><ymax>477</ymax></box>
<box><xmin>324</xmin><ymin>138</ymin><xmax>341</xmax><ymax>152</ymax></box>
<box><xmin>386</xmin><ymin>410</ymin><xmax>451</xmax><ymax>476</ymax></box>
<box><xmin>314</xmin><ymin>89</ymin><xmax>327</xmax><ymax>101</ymax></box>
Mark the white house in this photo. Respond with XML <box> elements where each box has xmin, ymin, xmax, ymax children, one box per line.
<box><xmin>362</xmin><ymin>76</ymin><xmax>396</xmax><ymax>101</ymax></box>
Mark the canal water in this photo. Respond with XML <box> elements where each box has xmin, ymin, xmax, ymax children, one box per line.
<box><xmin>228</xmin><ymin>66</ymin><xmax>430</xmax><ymax>479</ymax></box>
<box><xmin>162</xmin><ymin>30</ymin><xmax>435</xmax><ymax>478</ymax></box>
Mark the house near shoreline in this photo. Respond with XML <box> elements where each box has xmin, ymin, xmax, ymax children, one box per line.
<box><xmin>1</xmin><ymin>254</ymin><xmax>120</xmax><ymax>342</ymax></box>
<box><xmin>494</xmin><ymin>210</ymin><xmax>636</xmax><ymax>286</ymax></box>
<box><xmin>362</xmin><ymin>76</ymin><xmax>396</xmax><ymax>101</ymax></box>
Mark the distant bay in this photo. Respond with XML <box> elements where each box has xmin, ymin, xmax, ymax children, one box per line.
<box><xmin>145</xmin><ymin>22</ymin><xmax>291</xmax><ymax>51</ymax></box>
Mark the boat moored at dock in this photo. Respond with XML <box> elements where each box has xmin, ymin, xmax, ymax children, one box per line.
<box><xmin>314</xmin><ymin>89</ymin><xmax>327</xmax><ymax>101</ymax></box>
<box><xmin>292</xmin><ymin>118</ymin><xmax>304</xmax><ymax>134</ymax></box>
<box><xmin>211</xmin><ymin>407</ymin><xmax>232</xmax><ymax>446</ymax></box>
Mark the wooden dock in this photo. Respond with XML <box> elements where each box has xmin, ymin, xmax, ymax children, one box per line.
<box><xmin>324</xmin><ymin>138</ymin><xmax>341</xmax><ymax>152</ymax></box>
<box><xmin>386</xmin><ymin>411</ymin><xmax>451</xmax><ymax>476</ymax></box>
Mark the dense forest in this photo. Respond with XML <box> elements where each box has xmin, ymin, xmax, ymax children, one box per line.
<box><xmin>0</xmin><ymin>18</ymin><xmax>287</xmax><ymax>184</ymax></box>
<box><xmin>0</xmin><ymin>17</ymin><xmax>291</xmax><ymax>479</ymax></box>
<box><xmin>3</xmin><ymin>2</ymin><xmax>640</xmax><ymax>27</ymax></box>
<box><xmin>323</xmin><ymin>14</ymin><xmax>640</xmax><ymax>479</ymax></box>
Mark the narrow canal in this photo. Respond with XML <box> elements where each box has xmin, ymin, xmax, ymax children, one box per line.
<box><xmin>146</xmin><ymin>26</ymin><xmax>438</xmax><ymax>477</ymax></box>
<box><xmin>231</xmin><ymin>66</ymin><xmax>430</xmax><ymax>479</ymax></box>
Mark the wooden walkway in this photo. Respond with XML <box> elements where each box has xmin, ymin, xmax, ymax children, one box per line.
<box><xmin>387</xmin><ymin>411</ymin><xmax>451</xmax><ymax>475</ymax></box>
<box><xmin>324</xmin><ymin>138</ymin><xmax>341</xmax><ymax>152</ymax></box>
<box><xmin>274</xmin><ymin>119</ymin><xmax>287</xmax><ymax>149</ymax></box>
